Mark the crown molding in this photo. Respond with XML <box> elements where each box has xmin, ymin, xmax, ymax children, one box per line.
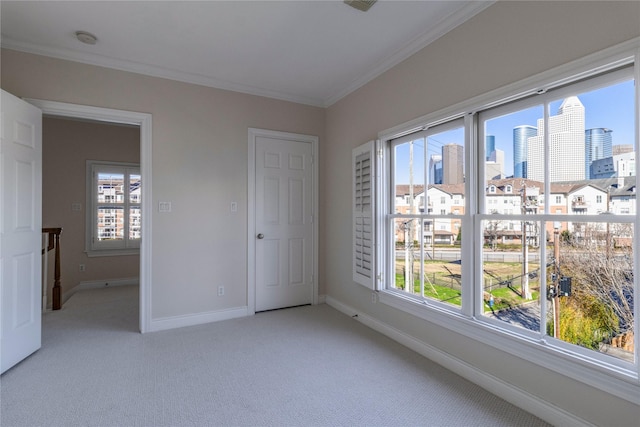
<box><xmin>1</xmin><ymin>1</ymin><xmax>494</xmax><ymax>108</ymax></box>
<box><xmin>1</xmin><ymin>37</ymin><xmax>325</xmax><ymax>107</ymax></box>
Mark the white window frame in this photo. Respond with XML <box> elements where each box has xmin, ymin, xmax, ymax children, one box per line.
<box><xmin>372</xmin><ymin>39</ymin><xmax>640</xmax><ymax>404</ymax></box>
<box><xmin>382</xmin><ymin>117</ymin><xmax>469</xmax><ymax>312</ymax></box>
<box><xmin>86</xmin><ymin>160</ymin><xmax>141</xmax><ymax>257</ymax></box>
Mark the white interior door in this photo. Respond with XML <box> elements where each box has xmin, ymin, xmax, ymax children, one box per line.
<box><xmin>1</xmin><ymin>90</ymin><xmax>42</xmax><ymax>374</ymax></box>
<box><xmin>254</xmin><ymin>134</ymin><xmax>314</xmax><ymax>312</ymax></box>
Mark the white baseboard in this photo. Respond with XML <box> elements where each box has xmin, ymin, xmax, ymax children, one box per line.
<box><xmin>149</xmin><ymin>306</ymin><xmax>249</xmax><ymax>332</ymax></box>
<box><xmin>152</xmin><ymin>293</ymin><xmax>326</xmax><ymax>332</ymax></box>
<box><xmin>61</xmin><ymin>277</ymin><xmax>139</xmax><ymax>306</ymax></box>
<box><xmin>325</xmin><ymin>296</ymin><xmax>594</xmax><ymax>427</ymax></box>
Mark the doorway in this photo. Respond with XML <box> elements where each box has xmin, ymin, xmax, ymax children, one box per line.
<box><xmin>42</xmin><ymin>116</ymin><xmax>140</xmax><ymax>327</ymax></box>
<box><xmin>248</xmin><ymin>128</ymin><xmax>318</xmax><ymax>313</ymax></box>
<box><xmin>27</xmin><ymin>99</ymin><xmax>152</xmax><ymax>332</ymax></box>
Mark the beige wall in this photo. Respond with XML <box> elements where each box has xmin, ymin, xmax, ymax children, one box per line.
<box><xmin>42</xmin><ymin>117</ymin><xmax>140</xmax><ymax>305</ymax></box>
<box><xmin>1</xmin><ymin>48</ymin><xmax>326</xmax><ymax>320</ymax></box>
<box><xmin>324</xmin><ymin>1</ymin><xmax>640</xmax><ymax>426</ymax></box>
<box><xmin>2</xmin><ymin>1</ymin><xmax>640</xmax><ymax>424</ymax></box>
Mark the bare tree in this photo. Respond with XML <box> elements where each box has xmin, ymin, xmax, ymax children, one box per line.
<box><xmin>558</xmin><ymin>223</ymin><xmax>634</xmax><ymax>339</ymax></box>
<box><xmin>485</xmin><ymin>214</ymin><xmax>505</xmax><ymax>251</ymax></box>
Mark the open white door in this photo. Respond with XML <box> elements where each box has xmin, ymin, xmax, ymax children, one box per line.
<box><xmin>1</xmin><ymin>90</ymin><xmax>42</xmax><ymax>374</ymax></box>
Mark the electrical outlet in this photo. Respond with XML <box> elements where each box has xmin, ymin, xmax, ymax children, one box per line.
<box><xmin>79</xmin><ymin>264</ymin><xmax>85</xmax><ymax>272</ymax></box>
<box><xmin>218</xmin><ymin>286</ymin><xmax>225</xmax><ymax>296</ymax></box>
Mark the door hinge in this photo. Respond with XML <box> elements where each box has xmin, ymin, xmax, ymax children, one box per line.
<box><xmin>377</xmin><ymin>148</ymin><xmax>383</xmax><ymax>158</ymax></box>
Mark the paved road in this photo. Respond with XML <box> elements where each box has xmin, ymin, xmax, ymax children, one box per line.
<box><xmin>486</xmin><ymin>301</ymin><xmax>541</xmax><ymax>331</ymax></box>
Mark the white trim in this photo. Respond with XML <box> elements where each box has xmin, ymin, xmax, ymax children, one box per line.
<box><xmin>85</xmin><ymin>160</ymin><xmax>141</xmax><ymax>255</ymax></box>
<box><xmin>76</xmin><ymin>277</ymin><xmax>139</xmax><ymax>291</ymax></box>
<box><xmin>25</xmin><ymin>98</ymin><xmax>153</xmax><ymax>333</ymax></box>
<box><xmin>635</xmin><ymin>45</ymin><xmax>640</xmax><ymax>367</ymax></box>
<box><xmin>149</xmin><ymin>306</ymin><xmax>249</xmax><ymax>332</ymax></box>
<box><xmin>377</xmin><ymin>290</ymin><xmax>639</xmax><ymax>403</ymax></box>
<box><xmin>247</xmin><ymin>128</ymin><xmax>319</xmax><ymax>314</ymax></box>
<box><xmin>248</xmin><ymin>132</ymin><xmax>256</xmax><ymax>315</ymax></box>
<box><xmin>326</xmin><ymin>296</ymin><xmax>595</xmax><ymax>427</ymax></box>
<box><xmin>378</xmin><ymin>37</ymin><xmax>640</xmax><ymax>142</ymax></box>
<box><xmin>61</xmin><ymin>277</ymin><xmax>139</xmax><ymax>306</ymax></box>
<box><xmin>2</xmin><ymin>2</ymin><xmax>493</xmax><ymax>108</ymax></box>
<box><xmin>1</xmin><ymin>40</ymin><xmax>322</xmax><ymax>108</ymax></box>
<box><xmin>85</xmin><ymin>249</ymin><xmax>139</xmax><ymax>258</ymax></box>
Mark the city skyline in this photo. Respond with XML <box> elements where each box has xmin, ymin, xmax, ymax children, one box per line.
<box><xmin>394</xmin><ymin>79</ymin><xmax>635</xmax><ymax>184</ymax></box>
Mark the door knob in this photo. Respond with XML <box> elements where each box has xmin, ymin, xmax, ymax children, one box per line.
<box><xmin>257</xmin><ymin>233</ymin><xmax>264</xmax><ymax>239</ymax></box>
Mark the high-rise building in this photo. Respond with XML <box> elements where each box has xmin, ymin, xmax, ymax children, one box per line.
<box><xmin>527</xmin><ymin>96</ymin><xmax>585</xmax><ymax>182</ymax></box>
<box><xmin>429</xmin><ymin>154</ymin><xmax>443</xmax><ymax>184</ymax></box>
<box><xmin>513</xmin><ymin>125</ymin><xmax>537</xmax><ymax>178</ymax></box>
<box><xmin>585</xmin><ymin>128</ymin><xmax>612</xmax><ymax>178</ymax></box>
<box><xmin>485</xmin><ymin>135</ymin><xmax>495</xmax><ymax>160</ymax></box>
<box><xmin>442</xmin><ymin>143</ymin><xmax>464</xmax><ymax>184</ymax></box>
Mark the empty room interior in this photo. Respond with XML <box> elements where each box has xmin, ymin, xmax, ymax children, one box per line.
<box><xmin>1</xmin><ymin>1</ymin><xmax>640</xmax><ymax>426</ymax></box>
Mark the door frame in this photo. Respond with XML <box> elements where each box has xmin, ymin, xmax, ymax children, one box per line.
<box><xmin>25</xmin><ymin>99</ymin><xmax>153</xmax><ymax>333</ymax></box>
<box><xmin>247</xmin><ymin>128</ymin><xmax>318</xmax><ymax>315</ymax></box>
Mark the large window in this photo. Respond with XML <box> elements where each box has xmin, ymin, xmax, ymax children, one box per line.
<box><xmin>371</xmin><ymin>47</ymin><xmax>638</xmax><ymax>379</ymax></box>
<box><xmin>388</xmin><ymin>120</ymin><xmax>466</xmax><ymax>308</ymax></box>
<box><xmin>87</xmin><ymin>161</ymin><xmax>141</xmax><ymax>256</ymax></box>
<box><xmin>478</xmin><ymin>69</ymin><xmax>635</xmax><ymax>362</ymax></box>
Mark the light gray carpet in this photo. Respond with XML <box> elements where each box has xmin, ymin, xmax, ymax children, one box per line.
<box><xmin>1</xmin><ymin>285</ymin><xmax>550</xmax><ymax>426</ymax></box>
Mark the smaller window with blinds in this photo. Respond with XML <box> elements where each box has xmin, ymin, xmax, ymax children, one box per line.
<box><xmin>353</xmin><ymin>141</ymin><xmax>375</xmax><ymax>289</ymax></box>
<box><xmin>86</xmin><ymin>161</ymin><xmax>141</xmax><ymax>256</ymax></box>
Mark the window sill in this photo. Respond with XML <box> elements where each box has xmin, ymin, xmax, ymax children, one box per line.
<box><xmin>85</xmin><ymin>248</ymin><xmax>140</xmax><ymax>258</ymax></box>
<box><xmin>377</xmin><ymin>289</ymin><xmax>639</xmax><ymax>405</ymax></box>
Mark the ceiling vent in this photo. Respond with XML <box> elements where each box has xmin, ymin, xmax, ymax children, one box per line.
<box><xmin>344</xmin><ymin>0</ymin><xmax>377</xmax><ymax>12</ymax></box>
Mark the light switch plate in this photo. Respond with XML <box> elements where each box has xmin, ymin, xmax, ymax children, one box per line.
<box><xmin>158</xmin><ymin>201</ymin><xmax>172</xmax><ymax>213</ymax></box>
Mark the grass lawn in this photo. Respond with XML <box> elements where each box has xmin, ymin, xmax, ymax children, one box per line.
<box><xmin>484</xmin><ymin>287</ymin><xmax>540</xmax><ymax>312</ymax></box>
<box><xmin>395</xmin><ymin>274</ymin><xmax>462</xmax><ymax>306</ymax></box>
<box><xmin>395</xmin><ymin>257</ymin><xmax>540</xmax><ymax>310</ymax></box>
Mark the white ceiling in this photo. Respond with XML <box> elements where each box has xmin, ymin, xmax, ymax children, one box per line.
<box><xmin>1</xmin><ymin>1</ymin><xmax>492</xmax><ymax>107</ymax></box>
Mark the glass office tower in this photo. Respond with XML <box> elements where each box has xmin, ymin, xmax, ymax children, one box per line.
<box><xmin>585</xmin><ymin>128</ymin><xmax>613</xmax><ymax>178</ymax></box>
<box><xmin>513</xmin><ymin>125</ymin><xmax>537</xmax><ymax>178</ymax></box>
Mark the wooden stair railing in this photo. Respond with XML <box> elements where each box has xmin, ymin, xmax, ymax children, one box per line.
<box><xmin>42</xmin><ymin>227</ymin><xmax>62</xmax><ymax>310</ymax></box>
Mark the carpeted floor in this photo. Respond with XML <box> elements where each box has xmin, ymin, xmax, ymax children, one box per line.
<box><xmin>1</xmin><ymin>285</ymin><xmax>550</xmax><ymax>426</ymax></box>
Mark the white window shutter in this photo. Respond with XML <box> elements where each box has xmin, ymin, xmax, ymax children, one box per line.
<box><xmin>353</xmin><ymin>141</ymin><xmax>375</xmax><ymax>289</ymax></box>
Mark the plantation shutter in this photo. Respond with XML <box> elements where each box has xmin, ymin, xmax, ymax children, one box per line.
<box><xmin>353</xmin><ymin>141</ymin><xmax>375</xmax><ymax>289</ymax></box>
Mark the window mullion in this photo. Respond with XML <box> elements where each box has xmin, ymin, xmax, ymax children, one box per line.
<box><xmin>419</xmin><ymin>218</ymin><xmax>425</xmax><ymax>299</ymax></box>
<box><xmin>123</xmin><ymin>169</ymin><xmax>131</xmax><ymax>248</ymax></box>
<box><xmin>634</xmin><ymin>47</ymin><xmax>640</xmax><ymax>376</ymax></box>
<box><xmin>463</xmin><ymin>113</ymin><xmax>476</xmax><ymax>317</ymax></box>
